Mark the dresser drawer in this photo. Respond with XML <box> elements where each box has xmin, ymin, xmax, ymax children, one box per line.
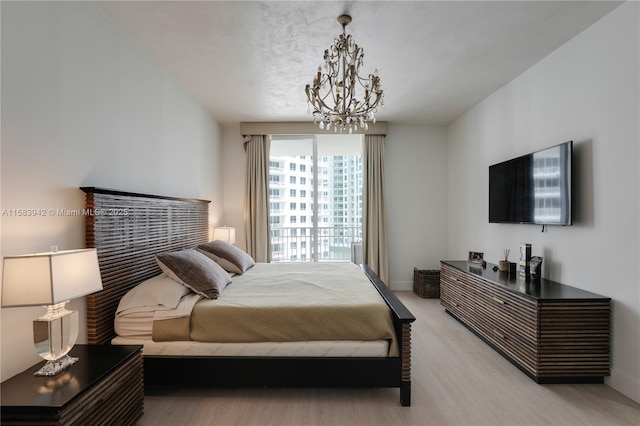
<box><xmin>442</xmin><ymin>265</ymin><xmax>537</xmax><ymax>330</ymax></box>
<box><xmin>441</xmin><ymin>264</ymin><xmax>538</xmax><ymax>375</ymax></box>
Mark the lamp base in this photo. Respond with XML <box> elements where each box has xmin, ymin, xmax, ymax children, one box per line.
<box><xmin>34</xmin><ymin>354</ymin><xmax>79</xmax><ymax>376</ymax></box>
<box><xmin>33</xmin><ymin>302</ymin><xmax>79</xmax><ymax>377</ymax></box>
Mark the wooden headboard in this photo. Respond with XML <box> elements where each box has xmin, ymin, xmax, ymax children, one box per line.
<box><xmin>81</xmin><ymin>187</ymin><xmax>210</xmax><ymax>344</ymax></box>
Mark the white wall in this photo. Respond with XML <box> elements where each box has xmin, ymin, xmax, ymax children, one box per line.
<box><xmin>386</xmin><ymin>125</ymin><xmax>448</xmax><ymax>289</ymax></box>
<box><xmin>221</xmin><ymin>124</ymin><xmax>248</xmax><ymax>250</ymax></box>
<box><xmin>447</xmin><ymin>2</ymin><xmax>639</xmax><ymax>402</ymax></box>
<box><xmin>1</xmin><ymin>2</ymin><xmax>223</xmax><ymax>381</ymax></box>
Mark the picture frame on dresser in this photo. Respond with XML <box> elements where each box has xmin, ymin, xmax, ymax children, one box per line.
<box><xmin>468</xmin><ymin>251</ymin><xmax>484</xmax><ymax>264</ymax></box>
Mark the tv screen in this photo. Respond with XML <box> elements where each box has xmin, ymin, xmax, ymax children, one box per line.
<box><xmin>489</xmin><ymin>141</ymin><xmax>572</xmax><ymax>225</ymax></box>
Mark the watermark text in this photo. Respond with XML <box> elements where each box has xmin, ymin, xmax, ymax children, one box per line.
<box><xmin>2</xmin><ymin>208</ymin><xmax>129</xmax><ymax>217</ymax></box>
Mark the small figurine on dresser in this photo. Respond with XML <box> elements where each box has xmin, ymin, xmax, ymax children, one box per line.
<box><xmin>529</xmin><ymin>256</ymin><xmax>543</xmax><ymax>279</ymax></box>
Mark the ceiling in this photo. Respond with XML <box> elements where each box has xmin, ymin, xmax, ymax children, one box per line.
<box><xmin>95</xmin><ymin>1</ymin><xmax>622</xmax><ymax>126</ymax></box>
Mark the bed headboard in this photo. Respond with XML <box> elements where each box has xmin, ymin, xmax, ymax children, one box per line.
<box><xmin>81</xmin><ymin>187</ymin><xmax>210</xmax><ymax>344</ymax></box>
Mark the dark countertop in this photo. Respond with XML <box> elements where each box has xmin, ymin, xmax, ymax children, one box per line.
<box><xmin>441</xmin><ymin>260</ymin><xmax>609</xmax><ymax>301</ymax></box>
<box><xmin>0</xmin><ymin>345</ymin><xmax>141</xmax><ymax>409</ymax></box>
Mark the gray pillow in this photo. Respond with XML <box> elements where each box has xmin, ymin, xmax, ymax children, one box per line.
<box><xmin>156</xmin><ymin>249</ymin><xmax>232</xmax><ymax>298</ymax></box>
<box><xmin>197</xmin><ymin>240</ymin><xmax>255</xmax><ymax>275</ymax></box>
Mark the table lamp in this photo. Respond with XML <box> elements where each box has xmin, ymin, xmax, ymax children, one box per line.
<box><xmin>213</xmin><ymin>226</ymin><xmax>236</xmax><ymax>244</ymax></box>
<box><xmin>2</xmin><ymin>248</ymin><xmax>103</xmax><ymax>376</ymax></box>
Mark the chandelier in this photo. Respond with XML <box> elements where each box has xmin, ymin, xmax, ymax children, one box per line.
<box><xmin>305</xmin><ymin>14</ymin><xmax>384</xmax><ymax>133</ymax></box>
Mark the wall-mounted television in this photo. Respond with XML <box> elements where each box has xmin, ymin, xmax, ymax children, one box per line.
<box><xmin>489</xmin><ymin>141</ymin><xmax>572</xmax><ymax>225</ymax></box>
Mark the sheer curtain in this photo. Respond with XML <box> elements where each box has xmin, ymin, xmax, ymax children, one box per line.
<box><xmin>244</xmin><ymin>135</ymin><xmax>271</xmax><ymax>262</ymax></box>
<box><xmin>362</xmin><ymin>134</ymin><xmax>389</xmax><ymax>285</ymax></box>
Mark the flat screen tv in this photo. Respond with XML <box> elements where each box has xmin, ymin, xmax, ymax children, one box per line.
<box><xmin>489</xmin><ymin>141</ymin><xmax>572</xmax><ymax>225</ymax></box>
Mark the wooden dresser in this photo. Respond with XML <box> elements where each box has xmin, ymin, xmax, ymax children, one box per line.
<box><xmin>1</xmin><ymin>345</ymin><xmax>143</xmax><ymax>425</ymax></box>
<box><xmin>440</xmin><ymin>261</ymin><xmax>610</xmax><ymax>383</ymax></box>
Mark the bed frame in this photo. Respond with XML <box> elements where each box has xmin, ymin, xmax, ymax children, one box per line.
<box><xmin>81</xmin><ymin>187</ymin><xmax>415</xmax><ymax>406</ymax></box>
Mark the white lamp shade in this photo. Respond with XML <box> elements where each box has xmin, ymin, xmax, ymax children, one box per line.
<box><xmin>213</xmin><ymin>227</ymin><xmax>236</xmax><ymax>244</ymax></box>
<box><xmin>2</xmin><ymin>248</ymin><xmax>103</xmax><ymax>307</ymax></box>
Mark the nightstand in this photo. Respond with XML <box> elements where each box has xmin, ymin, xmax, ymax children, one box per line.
<box><xmin>1</xmin><ymin>344</ymin><xmax>143</xmax><ymax>425</ymax></box>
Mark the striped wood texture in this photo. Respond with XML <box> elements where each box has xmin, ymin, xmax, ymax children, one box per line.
<box><xmin>82</xmin><ymin>188</ymin><xmax>210</xmax><ymax>345</ymax></box>
<box><xmin>440</xmin><ymin>262</ymin><xmax>610</xmax><ymax>382</ymax></box>
<box><xmin>440</xmin><ymin>264</ymin><xmax>538</xmax><ymax>376</ymax></box>
<box><xmin>538</xmin><ymin>301</ymin><xmax>610</xmax><ymax>377</ymax></box>
<box><xmin>71</xmin><ymin>348</ymin><xmax>145</xmax><ymax>425</ymax></box>
<box><xmin>401</xmin><ymin>322</ymin><xmax>411</xmax><ymax>381</ymax></box>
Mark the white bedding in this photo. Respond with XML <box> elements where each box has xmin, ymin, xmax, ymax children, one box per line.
<box><xmin>115</xmin><ymin>278</ymin><xmax>201</xmax><ymax>338</ymax></box>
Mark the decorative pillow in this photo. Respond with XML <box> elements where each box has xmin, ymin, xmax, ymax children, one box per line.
<box><xmin>197</xmin><ymin>240</ymin><xmax>255</xmax><ymax>274</ymax></box>
<box><xmin>116</xmin><ymin>274</ymin><xmax>190</xmax><ymax>314</ymax></box>
<box><xmin>156</xmin><ymin>249</ymin><xmax>232</xmax><ymax>299</ymax></box>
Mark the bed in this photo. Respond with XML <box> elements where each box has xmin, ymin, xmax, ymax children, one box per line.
<box><xmin>81</xmin><ymin>187</ymin><xmax>415</xmax><ymax>406</ymax></box>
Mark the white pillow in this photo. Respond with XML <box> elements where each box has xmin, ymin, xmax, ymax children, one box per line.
<box><xmin>116</xmin><ymin>274</ymin><xmax>190</xmax><ymax>314</ymax></box>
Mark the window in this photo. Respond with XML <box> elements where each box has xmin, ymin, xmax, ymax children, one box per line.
<box><xmin>269</xmin><ymin>134</ymin><xmax>362</xmax><ymax>262</ymax></box>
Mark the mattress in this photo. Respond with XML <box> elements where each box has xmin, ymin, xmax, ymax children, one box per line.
<box><xmin>111</xmin><ymin>336</ymin><xmax>390</xmax><ymax>357</ymax></box>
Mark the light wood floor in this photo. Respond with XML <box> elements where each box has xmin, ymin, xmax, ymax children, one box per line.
<box><xmin>138</xmin><ymin>291</ymin><xmax>639</xmax><ymax>426</ymax></box>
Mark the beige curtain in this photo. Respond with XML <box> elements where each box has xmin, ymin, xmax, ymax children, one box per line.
<box><xmin>244</xmin><ymin>135</ymin><xmax>271</xmax><ymax>262</ymax></box>
<box><xmin>362</xmin><ymin>134</ymin><xmax>389</xmax><ymax>285</ymax></box>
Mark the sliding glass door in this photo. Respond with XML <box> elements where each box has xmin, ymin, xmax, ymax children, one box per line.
<box><xmin>269</xmin><ymin>134</ymin><xmax>362</xmax><ymax>262</ymax></box>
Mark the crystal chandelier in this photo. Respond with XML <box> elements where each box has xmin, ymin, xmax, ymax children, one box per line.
<box><xmin>305</xmin><ymin>14</ymin><xmax>384</xmax><ymax>133</ymax></box>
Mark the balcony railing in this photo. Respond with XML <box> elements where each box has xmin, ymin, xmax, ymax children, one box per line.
<box><xmin>270</xmin><ymin>226</ymin><xmax>362</xmax><ymax>262</ymax></box>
